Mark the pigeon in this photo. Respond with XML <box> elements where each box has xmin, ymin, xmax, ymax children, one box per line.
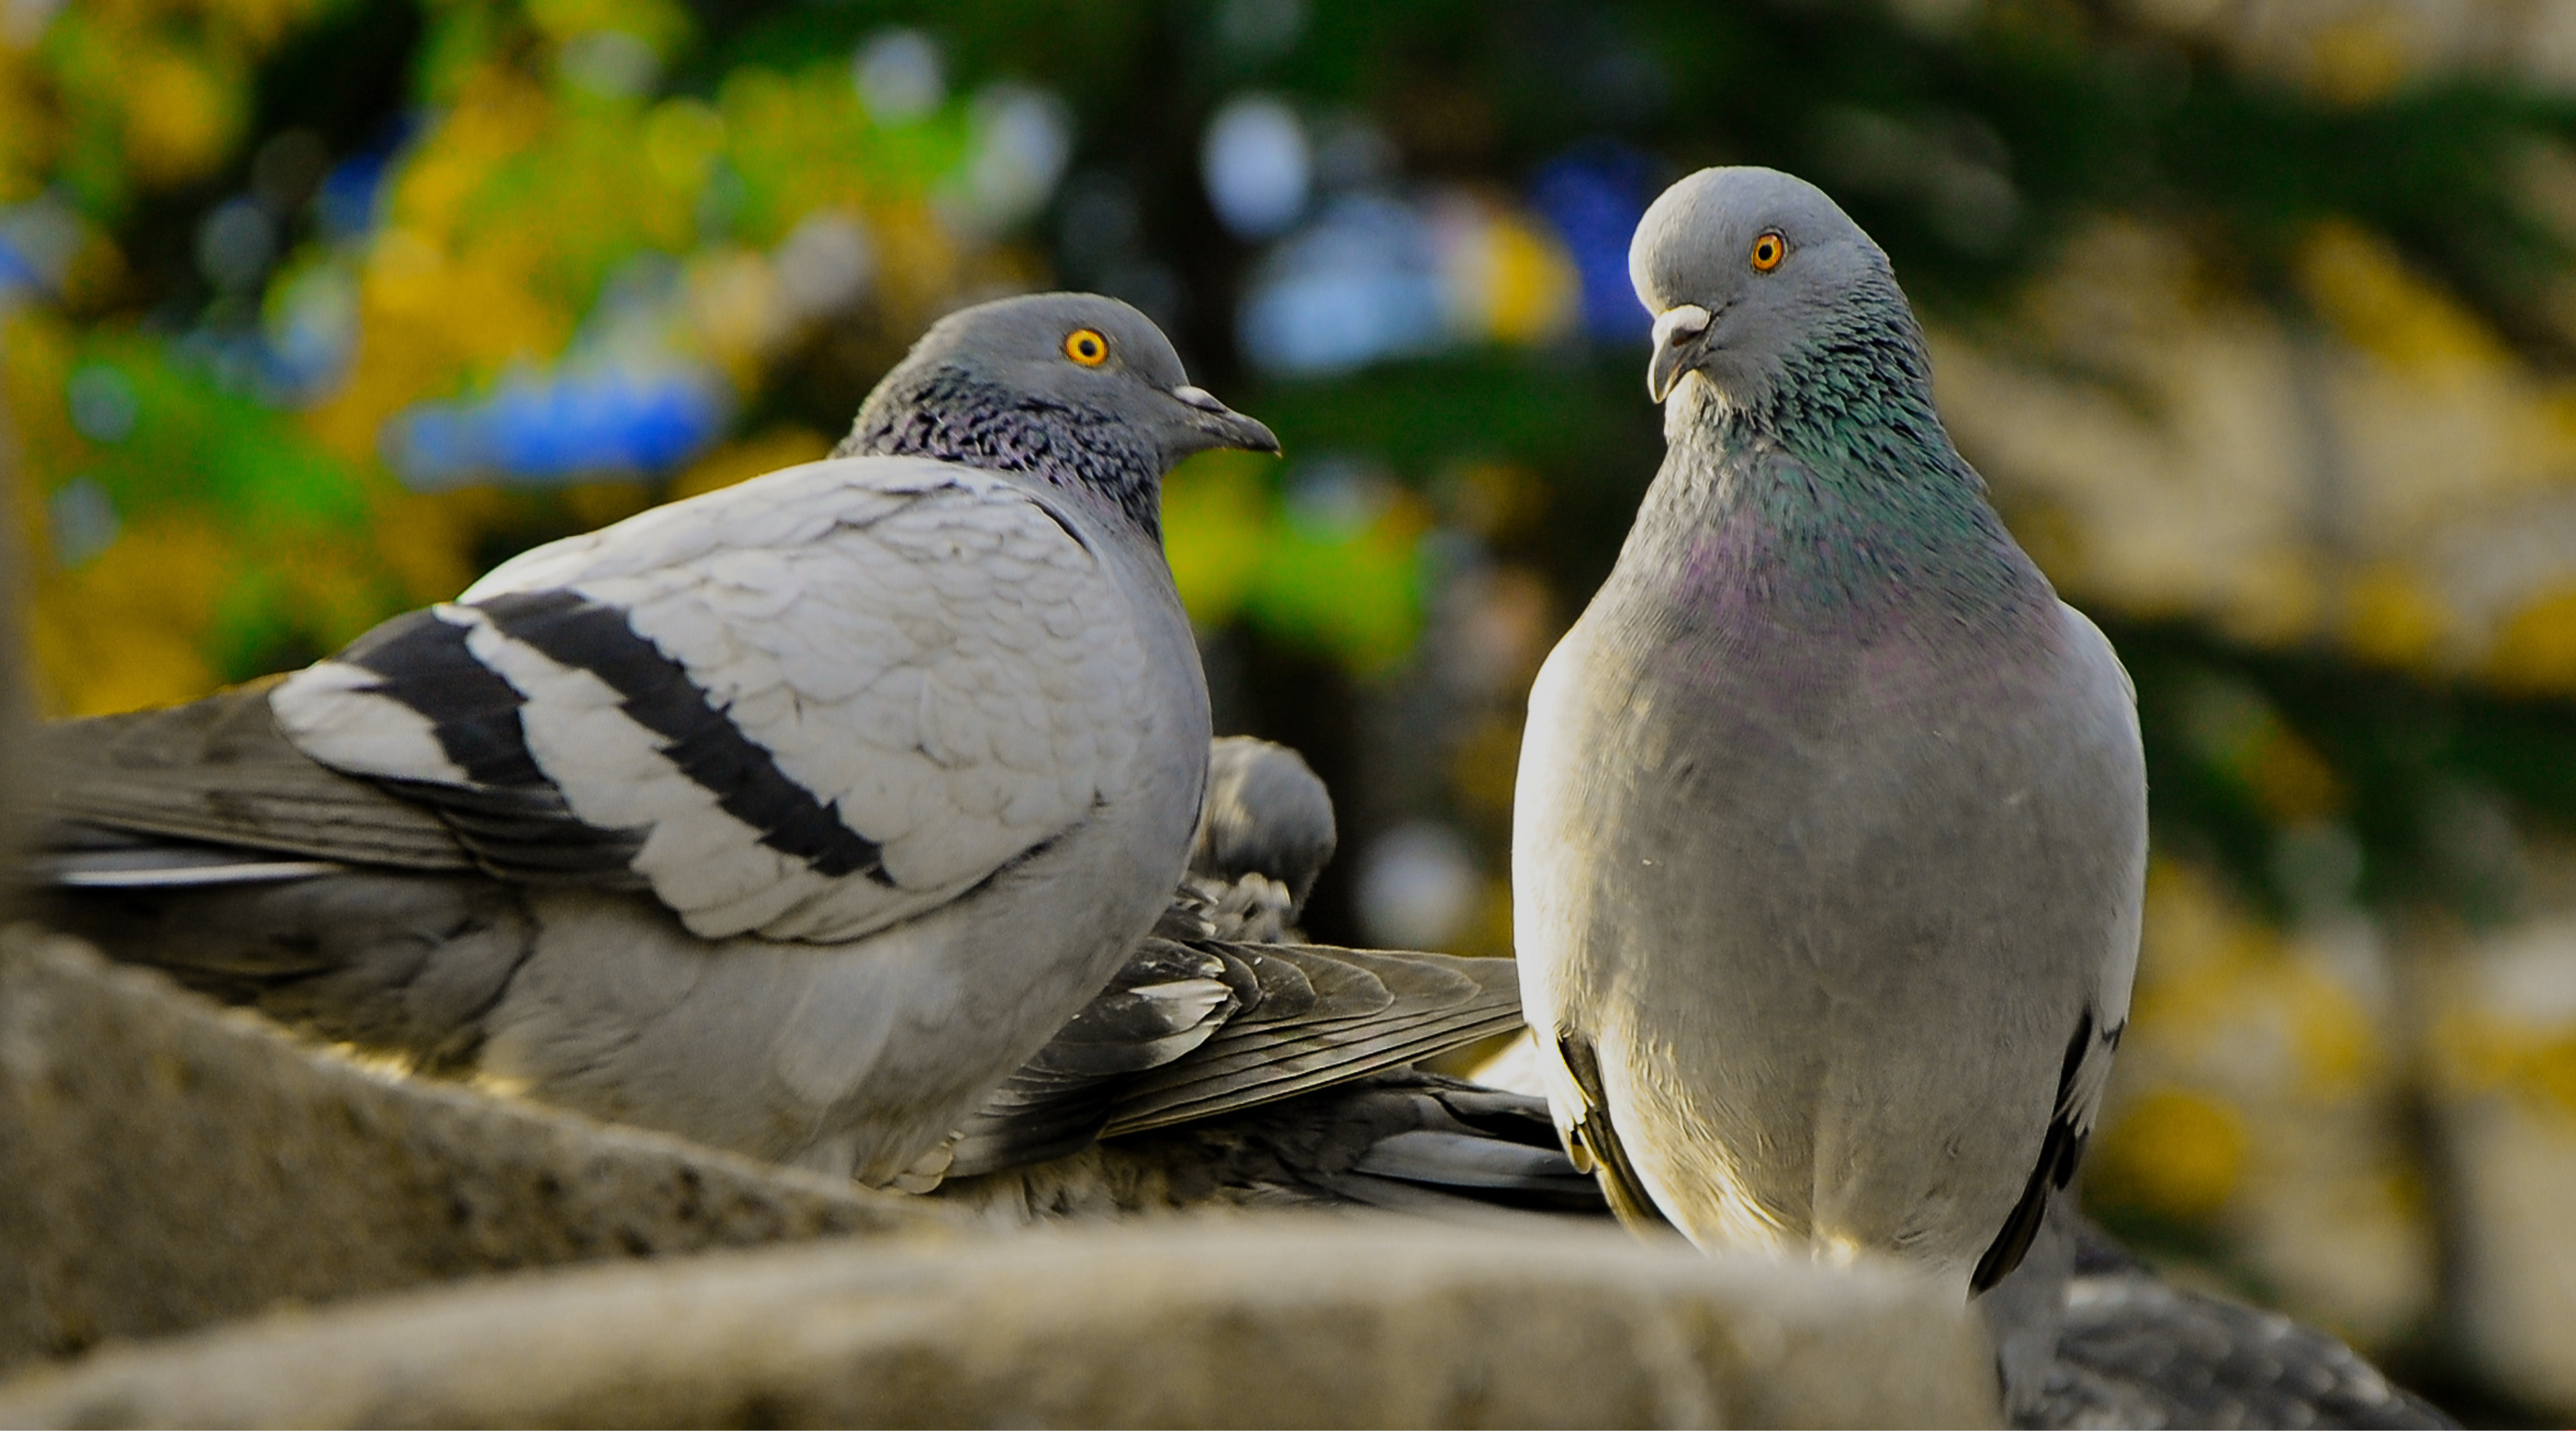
<box><xmin>1512</xmin><ymin>166</ymin><xmax>2147</xmax><ymax>1304</ymax></box>
<box><xmin>949</xmin><ymin>733</ymin><xmax>2435</xmax><ymax>1428</ymax></box>
<box><xmin>31</xmin><ymin>292</ymin><xmax>1278</xmax><ymax>1191</ymax></box>
<box><xmin>1165</xmin><ymin>735</ymin><xmax>1337</xmax><ymax>943</ymax></box>
<box><xmin>940</xmin><ymin>736</ymin><xmax>1518</xmax><ymax>1185</ymax></box>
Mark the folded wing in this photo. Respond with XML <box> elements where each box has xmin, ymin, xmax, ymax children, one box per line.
<box><xmin>266</xmin><ymin>457</ymin><xmax>1151</xmax><ymax>944</ymax></box>
<box><xmin>947</xmin><ymin>940</ymin><xmax>1521</xmax><ymax>1178</ymax></box>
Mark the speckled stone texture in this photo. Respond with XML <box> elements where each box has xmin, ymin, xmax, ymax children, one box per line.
<box><xmin>0</xmin><ymin>1218</ymin><xmax>2001</xmax><ymax>1429</ymax></box>
<box><xmin>0</xmin><ymin>929</ymin><xmax>960</xmax><ymax>1369</ymax></box>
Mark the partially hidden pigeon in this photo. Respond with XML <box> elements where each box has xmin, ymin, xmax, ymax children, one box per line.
<box><xmin>929</xmin><ymin>739</ymin><xmax>1574</xmax><ymax>1224</ymax></box>
<box><xmin>940</xmin><ymin>736</ymin><xmax>1521</xmax><ymax>1187</ymax></box>
<box><xmin>34</xmin><ymin>293</ymin><xmax>1277</xmax><ymax>1191</ymax></box>
<box><xmin>1513</xmin><ymin>167</ymin><xmax>2147</xmax><ymax>1298</ymax></box>
<box><xmin>1168</xmin><ymin>735</ymin><xmax>1337</xmax><ymax>943</ymax></box>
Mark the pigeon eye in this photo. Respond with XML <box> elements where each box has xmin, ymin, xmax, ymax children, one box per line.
<box><xmin>1063</xmin><ymin>328</ymin><xmax>1110</xmax><ymax>366</ymax></box>
<box><xmin>1750</xmin><ymin>232</ymin><xmax>1786</xmax><ymax>273</ymax></box>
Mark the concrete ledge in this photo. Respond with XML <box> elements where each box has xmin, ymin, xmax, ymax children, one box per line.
<box><xmin>0</xmin><ymin>1218</ymin><xmax>2001</xmax><ymax>1428</ymax></box>
<box><xmin>0</xmin><ymin>927</ymin><xmax>960</xmax><ymax>1369</ymax></box>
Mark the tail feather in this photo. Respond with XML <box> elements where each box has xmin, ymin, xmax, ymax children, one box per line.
<box><xmin>36</xmin><ymin>868</ymin><xmax>535</xmax><ymax>1073</ymax></box>
<box><xmin>38</xmin><ymin>843</ymin><xmax>345</xmax><ymax>889</ymax></box>
<box><xmin>34</xmin><ymin>682</ymin><xmax>471</xmax><ymax>873</ymax></box>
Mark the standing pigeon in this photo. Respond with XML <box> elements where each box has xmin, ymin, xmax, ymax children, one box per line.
<box><xmin>34</xmin><ymin>292</ymin><xmax>1277</xmax><ymax>1191</ymax></box>
<box><xmin>1513</xmin><ymin>168</ymin><xmax>2146</xmax><ymax>1297</ymax></box>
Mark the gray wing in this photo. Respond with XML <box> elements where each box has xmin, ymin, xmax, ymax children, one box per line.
<box><xmin>35</xmin><ymin>864</ymin><xmax>532</xmax><ymax>1075</ymax></box>
<box><xmin>270</xmin><ymin>458</ymin><xmax>1155</xmax><ymax>944</ymax></box>
<box><xmin>946</xmin><ymin>937</ymin><xmax>1255</xmax><ymax>1176</ymax></box>
<box><xmin>37</xmin><ymin>459</ymin><xmax>1162</xmax><ymax>954</ymax></box>
<box><xmin>947</xmin><ymin>941</ymin><xmax>1521</xmax><ymax>1178</ymax></box>
<box><xmin>947</xmin><ymin>731</ymin><xmax>1385</xmax><ymax>1178</ymax></box>
<box><xmin>31</xmin><ymin>680</ymin><xmax>474</xmax><ymax>879</ymax></box>
<box><xmin>1977</xmin><ymin>606</ymin><xmax>2142</xmax><ymax>1294</ymax></box>
<box><xmin>1101</xmin><ymin>942</ymin><xmax>1523</xmax><ymax>1135</ymax></box>
<box><xmin>1324</xmin><ymin>1073</ymin><xmax>1609</xmax><ymax>1219</ymax></box>
<box><xmin>1974</xmin><ymin>1007</ymin><xmax>2123</xmax><ymax>1294</ymax></box>
<box><xmin>940</xmin><ymin>1069</ymin><xmax>1603</xmax><ymax>1224</ymax></box>
<box><xmin>2026</xmin><ymin>1221</ymin><xmax>2454</xmax><ymax>1430</ymax></box>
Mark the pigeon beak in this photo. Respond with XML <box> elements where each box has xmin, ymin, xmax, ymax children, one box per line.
<box><xmin>1646</xmin><ymin>304</ymin><xmax>1714</xmax><ymax>404</ymax></box>
<box><xmin>1172</xmin><ymin>385</ymin><xmax>1282</xmax><ymax>456</ymax></box>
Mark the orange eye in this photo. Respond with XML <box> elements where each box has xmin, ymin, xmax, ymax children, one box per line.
<box><xmin>1064</xmin><ymin>328</ymin><xmax>1110</xmax><ymax>366</ymax></box>
<box><xmin>1750</xmin><ymin>231</ymin><xmax>1786</xmax><ymax>272</ymax></box>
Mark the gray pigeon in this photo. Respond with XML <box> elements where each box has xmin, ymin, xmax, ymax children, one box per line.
<box><xmin>33</xmin><ymin>292</ymin><xmax>1276</xmax><ymax>1191</ymax></box>
<box><xmin>1169</xmin><ymin>735</ymin><xmax>1337</xmax><ymax>942</ymax></box>
<box><xmin>944</xmin><ymin>736</ymin><xmax>1511</xmax><ymax>1182</ymax></box>
<box><xmin>1513</xmin><ymin>166</ymin><xmax>2146</xmax><ymax>1301</ymax></box>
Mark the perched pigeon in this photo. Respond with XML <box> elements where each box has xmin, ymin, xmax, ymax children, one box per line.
<box><xmin>1513</xmin><ymin>167</ymin><xmax>2147</xmax><ymax>1302</ymax></box>
<box><xmin>1166</xmin><ymin>735</ymin><xmax>1337</xmax><ymax>943</ymax></box>
<box><xmin>971</xmin><ymin>726</ymin><xmax>2439</xmax><ymax>1431</ymax></box>
<box><xmin>33</xmin><ymin>292</ymin><xmax>1277</xmax><ymax>1191</ymax></box>
<box><xmin>941</xmin><ymin>1064</ymin><xmax>1600</xmax><ymax>1226</ymax></box>
<box><xmin>925</xmin><ymin>738</ymin><xmax>1572</xmax><ymax>1221</ymax></box>
<box><xmin>943</xmin><ymin>736</ymin><xmax>1513</xmax><ymax>1183</ymax></box>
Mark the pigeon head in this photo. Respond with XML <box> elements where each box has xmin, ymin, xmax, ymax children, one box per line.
<box><xmin>1629</xmin><ymin>167</ymin><xmax>1916</xmax><ymax>409</ymax></box>
<box><xmin>841</xmin><ymin>293</ymin><xmax>1279</xmax><ymax>538</ymax></box>
<box><xmin>1193</xmin><ymin>736</ymin><xmax>1337</xmax><ymax>910</ymax></box>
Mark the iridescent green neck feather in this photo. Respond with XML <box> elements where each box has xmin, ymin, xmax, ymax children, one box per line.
<box><xmin>1641</xmin><ymin>288</ymin><xmax>2048</xmax><ymax>635</ymax></box>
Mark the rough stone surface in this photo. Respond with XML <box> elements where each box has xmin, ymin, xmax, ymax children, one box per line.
<box><xmin>0</xmin><ymin>885</ymin><xmax>2004</xmax><ymax>1427</ymax></box>
<box><xmin>0</xmin><ymin>1218</ymin><xmax>2001</xmax><ymax>1429</ymax></box>
<box><xmin>0</xmin><ymin>928</ymin><xmax>960</xmax><ymax>1370</ymax></box>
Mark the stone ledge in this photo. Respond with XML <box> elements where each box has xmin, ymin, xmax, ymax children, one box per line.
<box><xmin>0</xmin><ymin>927</ymin><xmax>961</xmax><ymax>1370</ymax></box>
<box><xmin>0</xmin><ymin>1218</ymin><xmax>2001</xmax><ymax>1429</ymax></box>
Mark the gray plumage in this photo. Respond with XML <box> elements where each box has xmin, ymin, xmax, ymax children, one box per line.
<box><xmin>34</xmin><ymin>293</ymin><xmax>1277</xmax><ymax>1191</ymax></box>
<box><xmin>2027</xmin><ymin>1221</ymin><xmax>2454</xmax><ymax>1430</ymax></box>
<box><xmin>836</xmin><ymin>296</ymin><xmax>1275</xmax><ymax>537</ymax></box>
<box><xmin>962</xmin><ymin>725</ymin><xmax>2435</xmax><ymax>1430</ymax></box>
<box><xmin>39</xmin><ymin>663</ymin><xmax>1518</xmax><ymax>1206</ymax></box>
<box><xmin>1168</xmin><ymin>736</ymin><xmax>1337</xmax><ymax>943</ymax></box>
<box><xmin>939</xmin><ymin>1067</ymin><xmax>1601</xmax><ymax>1226</ymax></box>
<box><xmin>945</xmin><ymin>942</ymin><xmax>1524</xmax><ymax>1183</ymax></box>
<box><xmin>1513</xmin><ymin>166</ymin><xmax>2146</xmax><ymax>1301</ymax></box>
<box><xmin>945</xmin><ymin>731</ymin><xmax>1511</xmax><ymax>1183</ymax></box>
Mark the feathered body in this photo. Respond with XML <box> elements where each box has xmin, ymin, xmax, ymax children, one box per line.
<box><xmin>1515</xmin><ymin>168</ymin><xmax>2145</xmax><ymax>1293</ymax></box>
<box><xmin>37</xmin><ymin>294</ymin><xmax>1277</xmax><ymax>1188</ymax></box>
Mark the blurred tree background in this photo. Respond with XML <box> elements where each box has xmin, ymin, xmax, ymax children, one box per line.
<box><xmin>8</xmin><ymin>0</ymin><xmax>2576</xmax><ymax>1420</ymax></box>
